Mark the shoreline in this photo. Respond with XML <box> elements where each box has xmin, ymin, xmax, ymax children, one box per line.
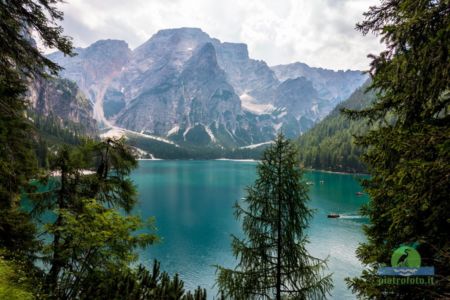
<box><xmin>136</xmin><ymin>158</ymin><xmax>260</xmax><ymax>162</ymax></box>
<box><xmin>215</xmin><ymin>158</ymin><xmax>259</xmax><ymax>162</ymax></box>
<box><xmin>305</xmin><ymin>168</ymin><xmax>369</xmax><ymax>176</ymax></box>
<box><xmin>136</xmin><ymin>159</ymin><xmax>369</xmax><ymax>175</ymax></box>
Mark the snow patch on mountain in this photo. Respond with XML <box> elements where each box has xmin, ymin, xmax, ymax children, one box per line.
<box><xmin>167</xmin><ymin>125</ymin><xmax>180</xmax><ymax>136</ymax></box>
<box><xmin>239</xmin><ymin>141</ymin><xmax>274</xmax><ymax>149</ymax></box>
<box><xmin>274</xmin><ymin>123</ymin><xmax>283</xmax><ymax>131</ymax></box>
<box><xmin>100</xmin><ymin>126</ymin><xmax>179</xmax><ymax>146</ymax></box>
<box><xmin>204</xmin><ymin>125</ymin><xmax>216</xmax><ymax>142</ymax></box>
<box><xmin>277</xmin><ymin>111</ymin><xmax>287</xmax><ymax>118</ymax></box>
<box><xmin>183</xmin><ymin>126</ymin><xmax>191</xmax><ymax>140</ymax></box>
<box><xmin>240</xmin><ymin>93</ymin><xmax>274</xmax><ymax>115</ymax></box>
<box><xmin>311</xmin><ymin>103</ymin><xmax>319</xmax><ymax>115</ymax></box>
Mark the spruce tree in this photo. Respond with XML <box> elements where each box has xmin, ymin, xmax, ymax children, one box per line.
<box><xmin>34</xmin><ymin>138</ymin><xmax>147</xmax><ymax>297</ymax></box>
<box><xmin>0</xmin><ymin>0</ymin><xmax>73</xmax><ymax>76</ymax></box>
<box><xmin>0</xmin><ymin>0</ymin><xmax>73</xmax><ymax>258</ymax></box>
<box><xmin>344</xmin><ymin>0</ymin><xmax>450</xmax><ymax>298</ymax></box>
<box><xmin>216</xmin><ymin>134</ymin><xmax>333</xmax><ymax>299</ymax></box>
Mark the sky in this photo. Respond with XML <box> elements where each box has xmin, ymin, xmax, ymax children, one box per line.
<box><xmin>55</xmin><ymin>0</ymin><xmax>385</xmax><ymax>71</ymax></box>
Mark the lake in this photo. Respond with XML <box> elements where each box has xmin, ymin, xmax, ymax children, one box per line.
<box><xmin>131</xmin><ymin>160</ymin><xmax>369</xmax><ymax>299</ymax></box>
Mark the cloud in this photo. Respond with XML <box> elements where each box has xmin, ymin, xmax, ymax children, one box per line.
<box><xmin>56</xmin><ymin>0</ymin><xmax>384</xmax><ymax>70</ymax></box>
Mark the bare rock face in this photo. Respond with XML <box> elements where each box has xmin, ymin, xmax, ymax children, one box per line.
<box><xmin>271</xmin><ymin>62</ymin><xmax>368</xmax><ymax>106</ymax></box>
<box><xmin>47</xmin><ymin>27</ymin><xmax>367</xmax><ymax>147</ymax></box>
<box><xmin>214</xmin><ymin>42</ymin><xmax>279</xmax><ymax>104</ymax></box>
<box><xmin>48</xmin><ymin>39</ymin><xmax>131</xmax><ymax>125</ymax></box>
<box><xmin>115</xmin><ymin>42</ymin><xmax>245</xmax><ymax>146</ymax></box>
<box><xmin>27</xmin><ymin>76</ymin><xmax>97</xmax><ymax>136</ymax></box>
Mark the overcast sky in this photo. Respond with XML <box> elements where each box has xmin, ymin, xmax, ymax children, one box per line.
<box><xmin>56</xmin><ymin>0</ymin><xmax>385</xmax><ymax>71</ymax></box>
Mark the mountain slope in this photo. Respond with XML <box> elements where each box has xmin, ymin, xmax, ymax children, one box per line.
<box><xmin>27</xmin><ymin>76</ymin><xmax>97</xmax><ymax>137</ymax></box>
<box><xmin>116</xmin><ymin>42</ymin><xmax>244</xmax><ymax>146</ymax></box>
<box><xmin>272</xmin><ymin>62</ymin><xmax>367</xmax><ymax>103</ymax></box>
<box><xmin>47</xmin><ymin>27</ymin><xmax>367</xmax><ymax>151</ymax></box>
<box><xmin>48</xmin><ymin>39</ymin><xmax>131</xmax><ymax>126</ymax></box>
<box><xmin>297</xmin><ymin>81</ymin><xmax>375</xmax><ymax>173</ymax></box>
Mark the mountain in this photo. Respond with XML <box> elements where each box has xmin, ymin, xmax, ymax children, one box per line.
<box><xmin>47</xmin><ymin>27</ymin><xmax>367</xmax><ymax>154</ymax></box>
<box><xmin>297</xmin><ymin>81</ymin><xmax>375</xmax><ymax>173</ymax></box>
<box><xmin>48</xmin><ymin>39</ymin><xmax>131</xmax><ymax>125</ymax></box>
<box><xmin>215</xmin><ymin>42</ymin><xmax>279</xmax><ymax>104</ymax></box>
<box><xmin>27</xmin><ymin>76</ymin><xmax>97</xmax><ymax>137</ymax></box>
<box><xmin>271</xmin><ymin>62</ymin><xmax>367</xmax><ymax>105</ymax></box>
<box><xmin>116</xmin><ymin>42</ymin><xmax>246</xmax><ymax>146</ymax></box>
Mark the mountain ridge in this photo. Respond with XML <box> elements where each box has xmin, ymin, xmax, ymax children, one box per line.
<box><xmin>47</xmin><ymin>27</ymin><xmax>368</xmax><ymax>153</ymax></box>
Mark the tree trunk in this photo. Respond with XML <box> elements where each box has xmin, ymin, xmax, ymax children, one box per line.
<box><xmin>276</xmin><ymin>149</ymin><xmax>282</xmax><ymax>300</ymax></box>
<box><xmin>47</xmin><ymin>163</ymin><xmax>68</xmax><ymax>295</ymax></box>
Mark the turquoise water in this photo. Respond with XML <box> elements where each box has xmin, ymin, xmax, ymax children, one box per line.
<box><xmin>131</xmin><ymin>160</ymin><xmax>369</xmax><ymax>299</ymax></box>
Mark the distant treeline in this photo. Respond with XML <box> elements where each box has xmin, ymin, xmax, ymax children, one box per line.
<box><xmin>126</xmin><ymin>133</ymin><xmax>267</xmax><ymax>160</ymax></box>
<box><xmin>29</xmin><ymin>111</ymin><xmax>95</xmax><ymax>168</ymax></box>
<box><xmin>297</xmin><ymin>82</ymin><xmax>375</xmax><ymax>173</ymax></box>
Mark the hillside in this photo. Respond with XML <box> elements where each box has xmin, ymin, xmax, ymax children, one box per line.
<box><xmin>297</xmin><ymin>81</ymin><xmax>375</xmax><ymax>173</ymax></box>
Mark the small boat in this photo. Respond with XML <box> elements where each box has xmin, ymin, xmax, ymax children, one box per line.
<box><xmin>306</xmin><ymin>181</ymin><xmax>314</xmax><ymax>185</ymax></box>
<box><xmin>355</xmin><ymin>192</ymin><xmax>364</xmax><ymax>196</ymax></box>
<box><xmin>327</xmin><ymin>213</ymin><xmax>340</xmax><ymax>218</ymax></box>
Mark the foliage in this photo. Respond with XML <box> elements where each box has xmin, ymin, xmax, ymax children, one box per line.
<box><xmin>0</xmin><ymin>0</ymin><xmax>73</xmax><ymax>263</ymax></box>
<box><xmin>344</xmin><ymin>0</ymin><xmax>450</xmax><ymax>299</ymax></box>
<box><xmin>43</xmin><ymin>198</ymin><xmax>157</xmax><ymax>299</ymax></box>
<box><xmin>0</xmin><ymin>69</ymin><xmax>41</xmax><ymax>258</ymax></box>
<box><xmin>30</xmin><ymin>138</ymin><xmax>148</xmax><ymax>297</ymax></box>
<box><xmin>0</xmin><ymin>1</ymin><xmax>208</xmax><ymax>299</ymax></box>
<box><xmin>0</xmin><ymin>255</ymin><xmax>34</xmax><ymax>300</ymax></box>
<box><xmin>127</xmin><ymin>133</ymin><xmax>266</xmax><ymax>160</ymax></box>
<box><xmin>297</xmin><ymin>82</ymin><xmax>375</xmax><ymax>173</ymax></box>
<box><xmin>80</xmin><ymin>260</ymin><xmax>207</xmax><ymax>300</ymax></box>
<box><xmin>0</xmin><ymin>0</ymin><xmax>73</xmax><ymax>77</ymax></box>
<box><xmin>216</xmin><ymin>134</ymin><xmax>333</xmax><ymax>299</ymax></box>
<box><xmin>24</xmin><ymin>138</ymin><xmax>206</xmax><ymax>299</ymax></box>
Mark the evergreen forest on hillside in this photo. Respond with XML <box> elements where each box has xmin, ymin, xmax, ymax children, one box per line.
<box><xmin>297</xmin><ymin>82</ymin><xmax>376</xmax><ymax>173</ymax></box>
<box><xmin>0</xmin><ymin>0</ymin><xmax>448</xmax><ymax>299</ymax></box>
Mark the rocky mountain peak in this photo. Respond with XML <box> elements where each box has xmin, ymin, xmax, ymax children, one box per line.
<box><xmin>48</xmin><ymin>28</ymin><xmax>367</xmax><ymax>148</ymax></box>
<box><xmin>181</xmin><ymin>43</ymin><xmax>223</xmax><ymax>83</ymax></box>
<box><xmin>132</xmin><ymin>28</ymin><xmax>214</xmax><ymax>69</ymax></box>
<box><xmin>219</xmin><ymin>42</ymin><xmax>249</xmax><ymax>61</ymax></box>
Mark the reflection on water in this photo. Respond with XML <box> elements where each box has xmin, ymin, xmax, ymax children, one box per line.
<box><xmin>131</xmin><ymin>160</ymin><xmax>369</xmax><ymax>299</ymax></box>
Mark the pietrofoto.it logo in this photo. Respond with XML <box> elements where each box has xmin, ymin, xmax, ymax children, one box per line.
<box><xmin>377</xmin><ymin>245</ymin><xmax>434</xmax><ymax>285</ymax></box>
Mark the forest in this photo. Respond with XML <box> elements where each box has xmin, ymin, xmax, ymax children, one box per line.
<box><xmin>0</xmin><ymin>0</ymin><xmax>449</xmax><ymax>299</ymax></box>
<box><xmin>297</xmin><ymin>82</ymin><xmax>375</xmax><ymax>173</ymax></box>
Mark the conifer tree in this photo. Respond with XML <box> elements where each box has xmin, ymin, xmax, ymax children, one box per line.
<box><xmin>216</xmin><ymin>134</ymin><xmax>333</xmax><ymax>299</ymax></box>
<box><xmin>80</xmin><ymin>260</ymin><xmax>207</xmax><ymax>300</ymax></box>
<box><xmin>34</xmin><ymin>138</ymin><xmax>149</xmax><ymax>297</ymax></box>
<box><xmin>0</xmin><ymin>0</ymin><xmax>73</xmax><ymax>258</ymax></box>
<box><xmin>344</xmin><ymin>0</ymin><xmax>450</xmax><ymax>298</ymax></box>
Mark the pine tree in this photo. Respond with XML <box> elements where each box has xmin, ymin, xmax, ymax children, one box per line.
<box><xmin>344</xmin><ymin>1</ymin><xmax>450</xmax><ymax>298</ymax></box>
<box><xmin>43</xmin><ymin>198</ymin><xmax>157</xmax><ymax>299</ymax></box>
<box><xmin>79</xmin><ymin>260</ymin><xmax>207</xmax><ymax>300</ymax></box>
<box><xmin>0</xmin><ymin>0</ymin><xmax>73</xmax><ymax>76</ymax></box>
<box><xmin>216</xmin><ymin>134</ymin><xmax>333</xmax><ymax>299</ymax></box>
<box><xmin>33</xmin><ymin>138</ymin><xmax>149</xmax><ymax>297</ymax></box>
<box><xmin>0</xmin><ymin>0</ymin><xmax>73</xmax><ymax>258</ymax></box>
<box><xmin>0</xmin><ymin>69</ymin><xmax>40</xmax><ymax>259</ymax></box>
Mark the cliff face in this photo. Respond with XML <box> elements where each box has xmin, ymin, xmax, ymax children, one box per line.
<box><xmin>271</xmin><ymin>62</ymin><xmax>368</xmax><ymax>106</ymax></box>
<box><xmin>27</xmin><ymin>76</ymin><xmax>97</xmax><ymax>136</ymax></box>
<box><xmin>47</xmin><ymin>39</ymin><xmax>131</xmax><ymax>125</ymax></box>
<box><xmin>47</xmin><ymin>27</ymin><xmax>367</xmax><ymax>147</ymax></box>
<box><xmin>214</xmin><ymin>42</ymin><xmax>279</xmax><ymax>104</ymax></box>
